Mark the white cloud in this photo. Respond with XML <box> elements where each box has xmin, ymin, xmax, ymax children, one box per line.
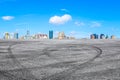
<box><xmin>75</xmin><ymin>21</ymin><xmax>85</xmax><ymax>26</ymax></box>
<box><xmin>70</xmin><ymin>31</ymin><xmax>78</xmax><ymax>35</ymax></box>
<box><xmin>49</xmin><ymin>14</ymin><xmax>72</xmax><ymax>25</ymax></box>
<box><xmin>90</xmin><ymin>21</ymin><xmax>101</xmax><ymax>27</ymax></box>
<box><xmin>2</xmin><ymin>16</ymin><xmax>14</xmax><ymax>21</ymax></box>
<box><xmin>61</xmin><ymin>9</ymin><xmax>69</xmax><ymax>12</ymax></box>
<box><xmin>69</xmin><ymin>31</ymin><xmax>92</xmax><ymax>39</ymax></box>
<box><xmin>55</xmin><ymin>31</ymin><xmax>59</xmax><ymax>34</ymax></box>
<box><xmin>74</xmin><ymin>21</ymin><xmax>101</xmax><ymax>28</ymax></box>
<box><xmin>15</xmin><ymin>23</ymin><xmax>30</xmax><ymax>27</ymax></box>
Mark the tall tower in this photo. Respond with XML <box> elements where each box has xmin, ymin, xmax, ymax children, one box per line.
<box><xmin>27</xmin><ymin>30</ymin><xmax>30</xmax><ymax>36</ymax></box>
<box><xmin>106</xmin><ymin>35</ymin><xmax>109</xmax><ymax>39</ymax></box>
<box><xmin>25</xmin><ymin>30</ymin><xmax>30</xmax><ymax>39</ymax></box>
<box><xmin>49</xmin><ymin>30</ymin><xmax>53</xmax><ymax>39</ymax></box>
<box><xmin>100</xmin><ymin>34</ymin><xmax>105</xmax><ymax>39</ymax></box>
<box><xmin>90</xmin><ymin>34</ymin><xmax>95</xmax><ymax>39</ymax></box>
<box><xmin>14</xmin><ymin>33</ymin><xmax>19</xmax><ymax>39</ymax></box>
<box><xmin>111</xmin><ymin>35</ymin><xmax>116</xmax><ymax>39</ymax></box>
<box><xmin>58</xmin><ymin>32</ymin><xmax>65</xmax><ymax>40</ymax></box>
<box><xmin>5</xmin><ymin>32</ymin><xmax>10</xmax><ymax>39</ymax></box>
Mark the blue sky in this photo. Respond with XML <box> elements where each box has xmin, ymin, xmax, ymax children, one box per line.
<box><xmin>0</xmin><ymin>0</ymin><xmax>120</xmax><ymax>38</ymax></box>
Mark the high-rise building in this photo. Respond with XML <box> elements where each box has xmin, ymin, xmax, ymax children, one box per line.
<box><xmin>90</xmin><ymin>34</ymin><xmax>98</xmax><ymax>39</ymax></box>
<box><xmin>93</xmin><ymin>34</ymin><xmax>98</xmax><ymax>39</ymax></box>
<box><xmin>5</xmin><ymin>32</ymin><xmax>10</xmax><ymax>39</ymax></box>
<box><xmin>14</xmin><ymin>33</ymin><xmax>19</xmax><ymax>39</ymax></box>
<box><xmin>35</xmin><ymin>34</ymin><xmax>48</xmax><ymax>39</ymax></box>
<box><xmin>27</xmin><ymin>30</ymin><xmax>30</xmax><ymax>36</ymax></box>
<box><xmin>58</xmin><ymin>32</ymin><xmax>66</xmax><ymax>40</ymax></box>
<box><xmin>90</xmin><ymin>34</ymin><xmax>95</xmax><ymax>39</ymax></box>
<box><xmin>100</xmin><ymin>34</ymin><xmax>105</xmax><ymax>39</ymax></box>
<box><xmin>96</xmin><ymin>34</ymin><xmax>99</xmax><ymax>39</ymax></box>
<box><xmin>49</xmin><ymin>30</ymin><xmax>53</xmax><ymax>39</ymax></box>
<box><xmin>25</xmin><ymin>30</ymin><xmax>31</xmax><ymax>39</ymax></box>
<box><xmin>106</xmin><ymin>35</ymin><xmax>109</xmax><ymax>39</ymax></box>
<box><xmin>111</xmin><ymin>35</ymin><xmax>116</xmax><ymax>39</ymax></box>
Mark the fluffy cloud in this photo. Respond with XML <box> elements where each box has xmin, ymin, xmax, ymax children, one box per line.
<box><xmin>2</xmin><ymin>16</ymin><xmax>14</xmax><ymax>21</ymax></box>
<box><xmin>75</xmin><ymin>21</ymin><xmax>85</xmax><ymax>26</ymax></box>
<box><xmin>91</xmin><ymin>21</ymin><xmax>101</xmax><ymax>27</ymax></box>
<box><xmin>49</xmin><ymin>14</ymin><xmax>72</xmax><ymax>25</ymax></box>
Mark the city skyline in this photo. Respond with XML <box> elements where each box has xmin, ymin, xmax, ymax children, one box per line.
<box><xmin>1</xmin><ymin>31</ymin><xmax>117</xmax><ymax>40</ymax></box>
<box><xmin>0</xmin><ymin>0</ymin><xmax>120</xmax><ymax>38</ymax></box>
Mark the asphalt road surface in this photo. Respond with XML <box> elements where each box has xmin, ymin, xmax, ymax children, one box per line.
<box><xmin>0</xmin><ymin>39</ymin><xmax>120</xmax><ymax>80</ymax></box>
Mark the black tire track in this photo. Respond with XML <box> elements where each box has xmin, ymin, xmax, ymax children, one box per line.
<box><xmin>0</xmin><ymin>42</ymin><xmax>102</xmax><ymax>80</ymax></box>
<box><xmin>41</xmin><ymin>45</ymin><xmax>102</xmax><ymax>80</ymax></box>
<box><xmin>0</xmin><ymin>42</ymin><xmax>39</xmax><ymax>80</ymax></box>
<box><xmin>0</xmin><ymin>43</ymin><xmax>22</xmax><ymax>80</ymax></box>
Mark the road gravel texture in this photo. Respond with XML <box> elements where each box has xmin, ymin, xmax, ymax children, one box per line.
<box><xmin>0</xmin><ymin>39</ymin><xmax>120</xmax><ymax>80</ymax></box>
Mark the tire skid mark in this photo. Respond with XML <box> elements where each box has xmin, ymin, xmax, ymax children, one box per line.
<box><xmin>0</xmin><ymin>42</ymin><xmax>103</xmax><ymax>80</ymax></box>
<box><xmin>0</xmin><ymin>42</ymin><xmax>39</xmax><ymax>80</ymax></box>
<box><xmin>0</xmin><ymin>44</ymin><xmax>23</xmax><ymax>80</ymax></box>
<box><xmin>41</xmin><ymin>45</ymin><xmax>102</xmax><ymax>80</ymax></box>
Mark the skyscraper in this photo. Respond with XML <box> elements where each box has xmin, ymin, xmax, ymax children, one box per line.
<box><xmin>14</xmin><ymin>33</ymin><xmax>19</xmax><ymax>39</ymax></box>
<box><xmin>5</xmin><ymin>32</ymin><xmax>10</xmax><ymax>39</ymax></box>
<box><xmin>35</xmin><ymin>34</ymin><xmax>48</xmax><ymax>39</ymax></box>
<box><xmin>90</xmin><ymin>34</ymin><xmax>95</xmax><ymax>39</ymax></box>
<box><xmin>25</xmin><ymin>30</ymin><xmax>31</xmax><ymax>39</ymax></box>
<box><xmin>90</xmin><ymin>34</ymin><xmax>98</xmax><ymax>39</ymax></box>
<box><xmin>93</xmin><ymin>34</ymin><xmax>98</xmax><ymax>39</ymax></box>
<box><xmin>58</xmin><ymin>32</ymin><xmax>66</xmax><ymax>40</ymax></box>
<box><xmin>111</xmin><ymin>35</ymin><xmax>116</xmax><ymax>39</ymax></box>
<box><xmin>106</xmin><ymin>35</ymin><xmax>109</xmax><ymax>39</ymax></box>
<box><xmin>49</xmin><ymin>30</ymin><xmax>53</xmax><ymax>39</ymax></box>
<box><xmin>27</xmin><ymin>30</ymin><xmax>30</xmax><ymax>36</ymax></box>
<box><xmin>100</xmin><ymin>34</ymin><xmax>105</xmax><ymax>39</ymax></box>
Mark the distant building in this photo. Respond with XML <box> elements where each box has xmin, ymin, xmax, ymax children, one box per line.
<box><xmin>66</xmin><ymin>37</ymin><xmax>70</xmax><ymax>39</ymax></box>
<box><xmin>14</xmin><ymin>33</ymin><xmax>19</xmax><ymax>39</ymax></box>
<box><xmin>20</xmin><ymin>36</ymin><xmax>24</xmax><ymax>40</ymax></box>
<box><xmin>25</xmin><ymin>30</ymin><xmax>31</xmax><ymax>39</ymax></box>
<box><xmin>94</xmin><ymin>34</ymin><xmax>99</xmax><ymax>39</ymax></box>
<box><xmin>111</xmin><ymin>35</ymin><xmax>116</xmax><ymax>39</ymax></box>
<box><xmin>35</xmin><ymin>34</ymin><xmax>48</xmax><ymax>39</ymax></box>
<box><xmin>105</xmin><ymin>35</ymin><xmax>109</xmax><ymax>39</ymax></box>
<box><xmin>27</xmin><ymin>30</ymin><xmax>30</xmax><ymax>36</ymax></box>
<box><xmin>5</xmin><ymin>32</ymin><xmax>10</xmax><ymax>39</ymax></box>
<box><xmin>58</xmin><ymin>32</ymin><xmax>66</xmax><ymax>40</ymax></box>
<box><xmin>90</xmin><ymin>34</ymin><xmax>98</xmax><ymax>39</ymax></box>
<box><xmin>49</xmin><ymin>30</ymin><xmax>53</xmax><ymax>39</ymax></box>
<box><xmin>90</xmin><ymin>34</ymin><xmax>95</xmax><ymax>39</ymax></box>
<box><xmin>69</xmin><ymin>37</ymin><xmax>75</xmax><ymax>39</ymax></box>
<box><xmin>100</xmin><ymin>34</ymin><xmax>105</xmax><ymax>39</ymax></box>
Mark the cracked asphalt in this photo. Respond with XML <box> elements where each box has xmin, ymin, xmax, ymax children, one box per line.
<box><xmin>0</xmin><ymin>39</ymin><xmax>120</xmax><ymax>80</ymax></box>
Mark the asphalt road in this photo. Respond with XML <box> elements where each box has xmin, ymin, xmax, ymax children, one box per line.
<box><xmin>0</xmin><ymin>39</ymin><xmax>120</xmax><ymax>80</ymax></box>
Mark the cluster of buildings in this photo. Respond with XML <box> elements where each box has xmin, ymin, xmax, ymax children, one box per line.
<box><xmin>2</xmin><ymin>31</ymin><xmax>116</xmax><ymax>40</ymax></box>
<box><xmin>4</xmin><ymin>32</ymin><xmax>18</xmax><ymax>39</ymax></box>
<box><xmin>20</xmin><ymin>30</ymin><xmax>53</xmax><ymax>40</ymax></box>
<box><xmin>3</xmin><ymin>30</ymin><xmax>54</xmax><ymax>40</ymax></box>
<box><xmin>90</xmin><ymin>34</ymin><xmax>116</xmax><ymax>39</ymax></box>
<box><xmin>3</xmin><ymin>30</ymin><xmax>76</xmax><ymax>40</ymax></box>
<box><xmin>57</xmin><ymin>32</ymin><xmax>75</xmax><ymax>39</ymax></box>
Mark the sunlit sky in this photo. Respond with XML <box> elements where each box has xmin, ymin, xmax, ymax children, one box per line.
<box><xmin>0</xmin><ymin>0</ymin><xmax>120</xmax><ymax>38</ymax></box>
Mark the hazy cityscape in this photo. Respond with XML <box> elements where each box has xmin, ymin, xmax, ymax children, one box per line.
<box><xmin>1</xmin><ymin>30</ymin><xmax>117</xmax><ymax>40</ymax></box>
